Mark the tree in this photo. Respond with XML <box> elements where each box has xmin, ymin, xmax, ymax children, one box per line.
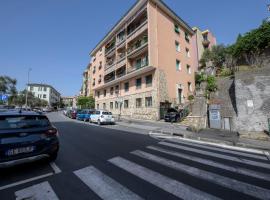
<box><xmin>77</xmin><ymin>96</ymin><xmax>95</xmax><ymax>109</ymax></box>
<box><xmin>206</xmin><ymin>75</ymin><xmax>218</xmax><ymax>93</ymax></box>
<box><xmin>0</xmin><ymin>76</ymin><xmax>17</xmax><ymax>105</ymax></box>
<box><xmin>200</xmin><ymin>45</ymin><xmax>226</xmax><ymax>69</ymax></box>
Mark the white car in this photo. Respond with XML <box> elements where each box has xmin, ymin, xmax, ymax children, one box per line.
<box><xmin>90</xmin><ymin>110</ymin><xmax>115</xmax><ymax>125</ymax></box>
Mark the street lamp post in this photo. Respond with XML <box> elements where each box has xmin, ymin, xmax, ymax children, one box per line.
<box><xmin>25</xmin><ymin>68</ymin><xmax>32</xmax><ymax>108</ymax></box>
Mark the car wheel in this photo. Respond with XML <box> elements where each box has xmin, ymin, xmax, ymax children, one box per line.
<box><xmin>98</xmin><ymin>119</ymin><xmax>101</xmax><ymax>125</ymax></box>
<box><xmin>83</xmin><ymin>118</ymin><xmax>87</xmax><ymax>122</ymax></box>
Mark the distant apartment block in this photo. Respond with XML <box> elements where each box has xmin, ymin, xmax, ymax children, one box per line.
<box><xmin>192</xmin><ymin>27</ymin><xmax>217</xmax><ymax>71</ymax></box>
<box><xmin>89</xmin><ymin>0</ymin><xmax>195</xmax><ymax>120</ymax></box>
<box><xmin>62</xmin><ymin>96</ymin><xmax>77</xmax><ymax>108</ymax></box>
<box><xmin>27</xmin><ymin>83</ymin><xmax>61</xmax><ymax>107</ymax></box>
<box><xmin>81</xmin><ymin>63</ymin><xmax>93</xmax><ymax>97</ymax></box>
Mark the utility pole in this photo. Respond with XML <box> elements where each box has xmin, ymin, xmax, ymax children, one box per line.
<box><xmin>25</xmin><ymin>68</ymin><xmax>32</xmax><ymax>108</ymax></box>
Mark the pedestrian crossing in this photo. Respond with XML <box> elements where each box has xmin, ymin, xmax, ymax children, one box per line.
<box><xmin>14</xmin><ymin>139</ymin><xmax>270</xmax><ymax>200</ymax></box>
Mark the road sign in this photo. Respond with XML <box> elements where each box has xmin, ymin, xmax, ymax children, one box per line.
<box><xmin>1</xmin><ymin>94</ymin><xmax>8</xmax><ymax>101</ymax></box>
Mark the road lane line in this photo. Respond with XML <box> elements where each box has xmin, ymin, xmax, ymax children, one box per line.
<box><xmin>0</xmin><ymin>173</ymin><xmax>53</xmax><ymax>191</ymax></box>
<box><xmin>147</xmin><ymin>146</ymin><xmax>270</xmax><ymax>181</ymax></box>
<box><xmin>109</xmin><ymin>157</ymin><xmax>221</xmax><ymax>200</ymax></box>
<box><xmin>166</xmin><ymin>139</ymin><xmax>267</xmax><ymax>160</ymax></box>
<box><xmin>132</xmin><ymin>150</ymin><xmax>270</xmax><ymax>200</ymax></box>
<box><xmin>74</xmin><ymin>166</ymin><xmax>142</xmax><ymax>200</ymax></box>
<box><xmin>15</xmin><ymin>181</ymin><xmax>59</xmax><ymax>200</ymax></box>
<box><xmin>50</xmin><ymin>162</ymin><xmax>62</xmax><ymax>174</ymax></box>
<box><xmin>160</xmin><ymin>142</ymin><xmax>270</xmax><ymax>170</ymax></box>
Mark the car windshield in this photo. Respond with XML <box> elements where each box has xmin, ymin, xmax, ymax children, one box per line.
<box><xmin>167</xmin><ymin>108</ymin><xmax>178</xmax><ymax>113</ymax></box>
<box><xmin>102</xmin><ymin>112</ymin><xmax>112</xmax><ymax>115</ymax></box>
<box><xmin>0</xmin><ymin>115</ymin><xmax>51</xmax><ymax>130</ymax></box>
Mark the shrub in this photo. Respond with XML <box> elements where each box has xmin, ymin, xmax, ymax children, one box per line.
<box><xmin>206</xmin><ymin>75</ymin><xmax>218</xmax><ymax>92</ymax></box>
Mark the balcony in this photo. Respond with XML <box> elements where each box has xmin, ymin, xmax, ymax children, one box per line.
<box><xmin>104</xmin><ymin>71</ymin><xmax>115</xmax><ymax>84</ymax></box>
<box><xmin>116</xmin><ymin>30</ymin><xmax>126</xmax><ymax>47</ymax></box>
<box><xmin>127</xmin><ymin>56</ymin><xmax>148</xmax><ymax>74</ymax></box>
<box><xmin>127</xmin><ymin>35</ymin><xmax>148</xmax><ymax>58</ymax></box>
<box><xmin>126</xmin><ymin>20</ymin><xmax>148</xmax><ymax>44</ymax></box>
<box><xmin>105</xmin><ymin>40</ymin><xmax>116</xmax><ymax>56</ymax></box>
<box><xmin>116</xmin><ymin>66</ymin><xmax>126</xmax><ymax>78</ymax></box>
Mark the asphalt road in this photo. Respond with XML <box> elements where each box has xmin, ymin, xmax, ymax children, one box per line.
<box><xmin>1</xmin><ymin>112</ymin><xmax>270</xmax><ymax>200</ymax></box>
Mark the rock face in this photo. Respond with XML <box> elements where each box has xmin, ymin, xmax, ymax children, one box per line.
<box><xmin>234</xmin><ymin>67</ymin><xmax>270</xmax><ymax>132</ymax></box>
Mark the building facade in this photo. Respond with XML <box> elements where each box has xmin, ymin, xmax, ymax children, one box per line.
<box><xmin>27</xmin><ymin>83</ymin><xmax>61</xmax><ymax>107</ymax></box>
<box><xmin>89</xmin><ymin>0</ymin><xmax>195</xmax><ymax>120</ymax></box>
<box><xmin>81</xmin><ymin>63</ymin><xmax>93</xmax><ymax>97</ymax></box>
<box><xmin>191</xmin><ymin>27</ymin><xmax>217</xmax><ymax>71</ymax></box>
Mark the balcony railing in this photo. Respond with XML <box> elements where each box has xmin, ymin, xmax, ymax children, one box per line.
<box><xmin>104</xmin><ymin>76</ymin><xmax>115</xmax><ymax>83</ymax></box>
<box><xmin>127</xmin><ymin>36</ymin><xmax>148</xmax><ymax>56</ymax></box>
<box><xmin>127</xmin><ymin>57</ymin><xmax>148</xmax><ymax>74</ymax></box>
<box><xmin>105</xmin><ymin>62</ymin><xmax>116</xmax><ymax>71</ymax></box>
<box><xmin>127</xmin><ymin>18</ymin><xmax>147</xmax><ymax>37</ymax></box>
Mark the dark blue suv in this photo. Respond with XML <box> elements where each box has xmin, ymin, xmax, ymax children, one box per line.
<box><xmin>0</xmin><ymin>110</ymin><xmax>59</xmax><ymax>168</ymax></box>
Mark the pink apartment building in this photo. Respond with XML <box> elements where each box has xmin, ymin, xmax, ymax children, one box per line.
<box><xmin>192</xmin><ymin>27</ymin><xmax>217</xmax><ymax>71</ymax></box>
<box><xmin>89</xmin><ymin>0</ymin><xmax>195</xmax><ymax>120</ymax></box>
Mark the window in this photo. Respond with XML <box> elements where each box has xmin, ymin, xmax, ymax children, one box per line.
<box><xmin>186</xmin><ymin>48</ymin><xmax>190</xmax><ymax>58</ymax></box>
<box><xmin>110</xmin><ymin>87</ymin><xmax>114</xmax><ymax>95</ymax></box>
<box><xmin>43</xmin><ymin>87</ymin><xmax>47</xmax><ymax>91</ymax></box>
<box><xmin>124</xmin><ymin>100</ymin><xmax>129</xmax><ymax>108</ymax></box>
<box><xmin>136</xmin><ymin>98</ymin><xmax>142</xmax><ymax>108</ymax></box>
<box><xmin>174</xmin><ymin>24</ymin><xmax>180</xmax><ymax>34</ymax></box>
<box><xmin>30</xmin><ymin>86</ymin><xmax>34</xmax><ymax>91</ymax></box>
<box><xmin>99</xmin><ymin>62</ymin><xmax>102</xmax><ymax>70</ymax></box>
<box><xmin>136</xmin><ymin>78</ymin><xmax>142</xmax><ymax>89</ymax></box>
<box><xmin>176</xmin><ymin>60</ymin><xmax>181</xmax><ymax>71</ymax></box>
<box><xmin>185</xmin><ymin>32</ymin><xmax>190</xmax><ymax>43</ymax></box>
<box><xmin>103</xmin><ymin>103</ymin><xmax>106</xmax><ymax>109</ymax></box>
<box><xmin>145</xmin><ymin>97</ymin><xmax>152</xmax><ymax>107</ymax></box>
<box><xmin>175</xmin><ymin>41</ymin><xmax>180</xmax><ymax>52</ymax></box>
<box><xmin>188</xmin><ymin>82</ymin><xmax>192</xmax><ymax>92</ymax></box>
<box><xmin>115</xmin><ymin>101</ymin><xmax>119</xmax><ymax>109</ymax></box>
<box><xmin>104</xmin><ymin>89</ymin><xmax>107</xmax><ymax>97</ymax></box>
<box><xmin>110</xmin><ymin>102</ymin><xmax>113</xmax><ymax>109</ymax></box>
<box><xmin>93</xmin><ymin>66</ymin><xmax>96</xmax><ymax>74</ymax></box>
<box><xmin>97</xmin><ymin>91</ymin><xmax>100</xmax><ymax>98</ymax></box>
<box><xmin>43</xmin><ymin>94</ymin><xmax>46</xmax><ymax>98</ymax></box>
<box><xmin>187</xmin><ymin>65</ymin><xmax>191</xmax><ymax>74</ymax></box>
<box><xmin>124</xmin><ymin>82</ymin><xmax>129</xmax><ymax>92</ymax></box>
<box><xmin>93</xmin><ymin>79</ymin><xmax>95</xmax><ymax>86</ymax></box>
<box><xmin>38</xmin><ymin>87</ymin><xmax>42</xmax><ymax>91</ymax></box>
<box><xmin>135</xmin><ymin>58</ymin><xmax>142</xmax><ymax>69</ymax></box>
<box><xmin>115</xmin><ymin>85</ymin><xmax>119</xmax><ymax>94</ymax></box>
<box><xmin>145</xmin><ymin>75</ymin><xmax>152</xmax><ymax>87</ymax></box>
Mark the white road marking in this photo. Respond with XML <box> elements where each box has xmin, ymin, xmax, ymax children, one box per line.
<box><xmin>160</xmin><ymin>142</ymin><xmax>270</xmax><ymax>169</ymax></box>
<box><xmin>74</xmin><ymin>166</ymin><xmax>142</xmax><ymax>200</ymax></box>
<box><xmin>147</xmin><ymin>146</ymin><xmax>270</xmax><ymax>181</ymax></box>
<box><xmin>264</xmin><ymin>151</ymin><xmax>270</xmax><ymax>161</ymax></box>
<box><xmin>166</xmin><ymin>136</ymin><xmax>265</xmax><ymax>154</ymax></box>
<box><xmin>132</xmin><ymin>150</ymin><xmax>270</xmax><ymax>200</ymax></box>
<box><xmin>50</xmin><ymin>162</ymin><xmax>62</xmax><ymax>174</ymax></box>
<box><xmin>15</xmin><ymin>181</ymin><xmax>59</xmax><ymax>200</ymax></box>
<box><xmin>109</xmin><ymin>157</ymin><xmax>221</xmax><ymax>200</ymax></box>
<box><xmin>167</xmin><ymin>139</ymin><xmax>268</xmax><ymax>160</ymax></box>
<box><xmin>0</xmin><ymin>173</ymin><xmax>53</xmax><ymax>191</ymax></box>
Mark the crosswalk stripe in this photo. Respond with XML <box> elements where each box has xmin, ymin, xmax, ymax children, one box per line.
<box><xmin>132</xmin><ymin>150</ymin><xmax>270</xmax><ymax>200</ymax></box>
<box><xmin>74</xmin><ymin>166</ymin><xmax>143</xmax><ymax>200</ymax></box>
<box><xmin>109</xmin><ymin>156</ymin><xmax>221</xmax><ymax>200</ymax></box>
<box><xmin>15</xmin><ymin>181</ymin><xmax>59</xmax><ymax>200</ymax></box>
<box><xmin>147</xmin><ymin>146</ymin><xmax>270</xmax><ymax>181</ymax></box>
<box><xmin>166</xmin><ymin>139</ymin><xmax>268</xmax><ymax>161</ymax></box>
<box><xmin>160</xmin><ymin>142</ymin><xmax>270</xmax><ymax>170</ymax></box>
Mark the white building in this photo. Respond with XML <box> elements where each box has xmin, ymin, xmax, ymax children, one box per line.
<box><xmin>27</xmin><ymin>83</ymin><xmax>61</xmax><ymax>107</ymax></box>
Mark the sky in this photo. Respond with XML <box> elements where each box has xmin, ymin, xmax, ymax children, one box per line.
<box><xmin>0</xmin><ymin>0</ymin><xmax>269</xmax><ymax>96</ymax></box>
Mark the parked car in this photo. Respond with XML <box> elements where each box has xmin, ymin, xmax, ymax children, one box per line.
<box><xmin>164</xmin><ymin>107</ymin><xmax>189</xmax><ymax>122</ymax></box>
<box><xmin>90</xmin><ymin>110</ymin><xmax>115</xmax><ymax>125</ymax></box>
<box><xmin>76</xmin><ymin>109</ymin><xmax>95</xmax><ymax>122</ymax></box>
<box><xmin>0</xmin><ymin>110</ymin><xmax>59</xmax><ymax>168</ymax></box>
<box><xmin>68</xmin><ymin>109</ymin><xmax>80</xmax><ymax>119</ymax></box>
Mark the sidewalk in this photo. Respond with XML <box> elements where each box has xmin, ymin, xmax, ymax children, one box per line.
<box><xmin>115</xmin><ymin>118</ymin><xmax>270</xmax><ymax>151</ymax></box>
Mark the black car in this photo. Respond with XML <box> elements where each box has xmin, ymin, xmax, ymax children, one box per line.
<box><xmin>164</xmin><ymin>108</ymin><xmax>181</xmax><ymax>122</ymax></box>
<box><xmin>0</xmin><ymin>110</ymin><xmax>59</xmax><ymax>168</ymax></box>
